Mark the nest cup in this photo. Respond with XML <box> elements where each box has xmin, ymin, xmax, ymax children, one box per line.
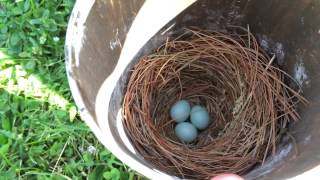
<box><xmin>66</xmin><ymin>1</ymin><xmax>320</xmax><ymax>179</ymax></box>
<box><xmin>122</xmin><ymin>28</ymin><xmax>306</xmax><ymax>179</ymax></box>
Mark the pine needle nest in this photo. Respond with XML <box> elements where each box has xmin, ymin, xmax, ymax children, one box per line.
<box><xmin>122</xmin><ymin>27</ymin><xmax>307</xmax><ymax>179</ymax></box>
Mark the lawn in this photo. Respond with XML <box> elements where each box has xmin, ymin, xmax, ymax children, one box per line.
<box><xmin>0</xmin><ymin>0</ymin><xmax>138</xmax><ymax>179</ymax></box>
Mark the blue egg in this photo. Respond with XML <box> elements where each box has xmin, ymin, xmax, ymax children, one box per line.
<box><xmin>190</xmin><ymin>105</ymin><xmax>210</xmax><ymax>130</ymax></box>
<box><xmin>175</xmin><ymin>122</ymin><xmax>198</xmax><ymax>143</ymax></box>
<box><xmin>170</xmin><ymin>100</ymin><xmax>191</xmax><ymax>123</ymax></box>
<box><xmin>191</xmin><ymin>105</ymin><xmax>204</xmax><ymax>114</ymax></box>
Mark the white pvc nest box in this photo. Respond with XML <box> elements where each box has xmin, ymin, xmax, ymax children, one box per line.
<box><xmin>66</xmin><ymin>0</ymin><xmax>320</xmax><ymax>179</ymax></box>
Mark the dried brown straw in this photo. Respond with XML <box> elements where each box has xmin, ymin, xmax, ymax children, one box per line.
<box><xmin>122</xmin><ymin>27</ymin><xmax>307</xmax><ymax>179</ymax></box>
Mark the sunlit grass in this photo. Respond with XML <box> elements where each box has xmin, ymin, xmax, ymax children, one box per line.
<box><xmin>0</xmin><ymin>56</ymin><xmax>70</xmax><ymax>111</ymax></box>
<box><xmin>0</xmin><ymin>51</ymin><xmax>75</xmax><ymax>125</ymax></box>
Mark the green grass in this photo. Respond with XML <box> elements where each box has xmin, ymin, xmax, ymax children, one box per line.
<box><xmin>0</xmin><ymin>0</ymin><xmax>140</xmax><ymax>179</ymax></box>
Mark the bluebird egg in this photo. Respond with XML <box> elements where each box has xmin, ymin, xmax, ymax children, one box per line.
<box><xmin>191</xmin><ymin>105</ymin><xmax>204</xmax><ymax>114</ymax></box>
<box><xmin>170</xmin><ymin>100</ymin><xmax>191</xmax><ymax>123</ymax></box>
<box><xmin>190</xmin><ymin>105</ymin><xmax>210</xmax><ymax>130</ymax></box>
<box><xmin>175</xmin><ymin>122</ymin><xmax>198</xmax><ymax>143</ymax></box>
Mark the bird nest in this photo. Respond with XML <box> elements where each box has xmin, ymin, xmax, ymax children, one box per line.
<box><xmin>122</xmin><ymin>27</ymin><xmax>307</xmax><ymax>179</ymax></box>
